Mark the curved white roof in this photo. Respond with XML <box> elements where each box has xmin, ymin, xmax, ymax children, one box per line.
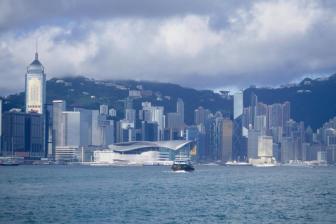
<box><xmin>107</xmin><ymin>140</ymin><xmax>193</xmax><ymax>152</ymax></box>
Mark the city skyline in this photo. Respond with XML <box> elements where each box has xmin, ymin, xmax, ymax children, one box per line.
<box><xmin>1</xmin><ymin>0</ymin><xmax>336</xmax><ymax>95</ymax></box>
<box><xmin>1</xmin><ymin>2</ymin><xmax>336</xmax><ymax>224</ymax></box>
<box><xmin>1</xmin><ymin>49</ymin><xmax>335</xmax><ymax>166</ymax></box>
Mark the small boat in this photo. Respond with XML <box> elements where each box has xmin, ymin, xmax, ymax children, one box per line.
<box><xmin>0</xmin><ymin>138</ymin><xmax>20</xmax><ymax>166</ymax></box>
<box><xmin>225</xmin><ymin>161</ymin><xmax>252</xmax><ymax>166</ymax></box>
<box><xmin>171</xmin><ymin>160</ymin><xmax>195</xmax><ymax>172</ymax></box>
<box><xmin>0</xmin><ymin>158</ymin><xmax>20</xmax><ymax>166</ymax></box>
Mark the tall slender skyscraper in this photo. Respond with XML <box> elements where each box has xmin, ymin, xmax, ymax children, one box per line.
<box><xmin>52</xmin><ymin>100</ymin><xmax>66</xmax><ymax>147</ymax></box>
<box><xmin>233</xmin><ymin>91</ymin><xmax>246</xmax><ymax>160</ymax></box>
<box><xmin>177</xmin><ymin>98</ymin><xmax>184</xmax><ymax>124</ymax></box>
<box><xmin>221</xmin><ymin>118</ymin><xmax>233</xmax><ymax>162</ymax></box>
<box><xmin>25</xmin><ymin>50</ymin><xmax>46</xmax><ymax>114</ymax></box>
<box><xmin>234</xmin><ymin>91</ymin><xmax>243</xmax><ymax>119</ymax></box>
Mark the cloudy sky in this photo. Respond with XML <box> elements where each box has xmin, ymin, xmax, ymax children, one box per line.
<box><xmin>0</xmin><ymin>0</ymin><xmax>336</xmax><ymax>95</ymax></box>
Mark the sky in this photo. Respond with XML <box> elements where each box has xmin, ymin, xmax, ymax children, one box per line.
<box><xmin>0</xmin><ymin>0</ymin><xmax>336</xmax><ymax>95</ymax></box>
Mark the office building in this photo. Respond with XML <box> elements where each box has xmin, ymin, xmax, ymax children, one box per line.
<box><xmin>254</xmin><ymin>115</ymin><xmax>267</xmax><ymax>135</ymax></box>
<box><xmin>55</xmin><ymin>146</ymin><xmax>79</xmax><ymax>162</ymax></box>
<box><xmin>25</xmin><ymin>51</ymin><xmax>46</xmax><ymax>114</ymax></box>
<box><xmin>221</xmin><ymin>119</ymin><xmax>233</xmax><ymax>162</ymax></box>
<box><xmin>248</xmin><ymin>129</ymin><xmax>260</xmax><ymax>159</ymax></box>
<box><xmin>61</xmin><ymin>111</ymin><xmax>81</xmax><ymax>147</ymax></box>
<box><xmin>233</xmin><ymin>91</ymin><xmax>246</xmax><ymax>161</ymax></box>
<box><xmin>52</xmin><ymin>100</ymin><xmax>66</xmax><ymax>147</ymax></box>
<box><xmin>125</xmin><ymin>109</ymin><xmax>136</xmax><ymax>123</ymax></box>
<box><xmin>194</xmin><ymin>106</ymin><xmax>210</xmax><ymax>125</ymax></box>
<box><xmin>176</xmin><ymin>98</ymin><xmax>184</xmax><ymax>124</ymax></box>
<box><xmin>258</xmin><ymin>136</ymin><xmax>273</xmax><ymax>158</ymax></box>
<box><xmin>109</xmin><ymin>108</ymin><xmax>117</xmax><ymax>117</ymax></box>
<box><xmin>234</xmin><ymin>91</ymin><xmax>243</xmax><ymax>120</ymax></box>
<box><xmin>139</xmin><ymin>102</ymin><xmax>165</xmax><ymax>140</ymax></box>
<box><xmin>142</xmin><ymin>121</ymin><xmax>158</xmax><ymax>141</ymax></box>
<box><xmin>99</xmin><ymin>104</ymin><xmax>108</xmax><ymax>115</ymax></box>
<box><xmin>167</xmin><ymin>112</ymin><xmax>183</xmax><ymax>129</ymax></box>
<box><xmin>2</xmin><ymin>111</ymin><xmax>44</xmax><ymax>159</ymax></box>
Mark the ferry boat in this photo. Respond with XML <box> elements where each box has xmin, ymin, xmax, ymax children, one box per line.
<box><xmin>0</xmin><ymin>158</ymin><xmax>20</xmax><ymax>166</ymax></box>
<box><xmin>171</xmin><ymin>159</ymin><xmax>195</xmax><ymax>172</ymax></box>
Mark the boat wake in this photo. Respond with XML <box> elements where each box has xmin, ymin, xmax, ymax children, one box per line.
<box><xmin>172</xmin><ymin>170</ymin><xmax>188</xmax><ymax>173</ymax></box>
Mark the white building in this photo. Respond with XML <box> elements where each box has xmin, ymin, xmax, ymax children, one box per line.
<box><xmin>108</xmin><ymin>108</ymin><xmax>117</xmax><ymax>117</ymax></box>
<box><xmin>93</xmin><ymin>140</ymin><xmax>195</xmax><ymax>165</ymax></box>
<box><xmin>55</xmin><ymin>146</ymin><xmax>79</xmax><ymax>162</ymax></box>
<box><xmin>258</xmin><ymin>136</ymin><xmax>273</xmax><ymax>157</ymax></box>
<box><xmin>99</xmin><ymin>104</ymin><xmax>108</xmax><ymax>115</ymax></box>
<box><xmin>25</xmin><ymin>51</ymin><xmax>46</xmax><ymax>114</ymax></box>
<box><xmin>140</xmin><ymin>102</ymin><xmax>165</xmax><ymax>140</ymax></box>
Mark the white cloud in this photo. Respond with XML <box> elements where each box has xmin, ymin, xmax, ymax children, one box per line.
<box><xmin>0</xmin><ymin>0</ymin><xmax>336</xmax><ymax>95</ymax></box>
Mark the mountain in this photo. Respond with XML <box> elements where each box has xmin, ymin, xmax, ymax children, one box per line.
<box><xmin>1</xmin><ymin>76</ymin><xmax>232</xmax><ymax>125</ymax></box>
<box><xmin>244</xmin><ymin>74</ymin><xmax>336</xmax><ymax>130</ymax></box>
<box><xmin>2</xmin><ymin>74</ymin><xmax>336</xmax><ymax>129</ymax></box>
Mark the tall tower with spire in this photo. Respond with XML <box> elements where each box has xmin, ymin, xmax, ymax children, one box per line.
<box><xmin>25</xmin><ymin>46</ymin><xmax>46</xmax><ymax>114</ymax></box>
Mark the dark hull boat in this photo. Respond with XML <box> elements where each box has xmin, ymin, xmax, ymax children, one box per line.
<box><xmin>171</xmin><ymin>161</ymin><xmax>194</xmax><ymax>172</ymax></box>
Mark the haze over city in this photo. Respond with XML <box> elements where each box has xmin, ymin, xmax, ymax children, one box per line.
<box><xmin>1</xmin><ymin>0</ymin><xmax>336</xmax><ymax>94</ymax></box>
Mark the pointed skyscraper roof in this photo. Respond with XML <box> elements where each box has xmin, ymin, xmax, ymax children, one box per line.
<box><xmin>27</xmin><ymin>47</ymin><xmax>44</xmax><ymax>73</ymax></box>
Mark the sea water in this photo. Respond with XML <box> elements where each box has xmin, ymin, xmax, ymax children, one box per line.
<box><xmin>0</xmin><ymin>165</ymin><xmax>335</xmax><ymax>223</ymax></box>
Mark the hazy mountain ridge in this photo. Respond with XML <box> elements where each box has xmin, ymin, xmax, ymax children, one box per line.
<box><xmin>2</xmin><ymin>74</ymin><xmax>336</xmax><ymax>129</ymax></box>
<box><xmin>244</xmin><ymin>73</ymin><xmax>336</xmax><ymax>130</ymax></box>
<box><xmin>2</xmin><ymin>76</ymin><xmax>232</xmax><ymax>125</ymax></box>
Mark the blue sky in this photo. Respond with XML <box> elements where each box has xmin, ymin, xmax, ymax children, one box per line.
<box><xmin>0</xmin><ymin>0</ymin><xmax>336</xmax><ymax>95</ymax></box>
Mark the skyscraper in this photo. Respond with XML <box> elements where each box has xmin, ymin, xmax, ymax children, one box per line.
<box><xmin>2</xmin><ymin>111</ymin><xmax>44</xmax><ymax>159</ymax></box>
<box><xmin>125</xmin><ymin>109</ymin><xmax>136</xmax><ymax>123</ymax></box>
<box><xmin>25</xmin><ymin>51</ymin><xmax>46</xmax><ymax>114</ymax></box>
<box><xmin>233</xmin><ymin>91</ymin><xmax>243</xmax><ymax>119</ymax></box>
<box><xmin>52</xmin><ymin>100</ymin><xmax>66</xmax><ymax>147</ymax></box>
<box><xmin>248</xmin><ymin>129</ymin><xmax>261</xmax><ymax>160</ymax></box>
<box><xmin>233</xmin><ymin>91</ymin><xmax>246</xmax><ymax>160</ymax></box>
<box><xmin>221</xmin><ymin>119</ymin><xmax>233</xmax><ymax>162</ymax></box>
<box><xmin>61</xmin><ymin>111</ymin><xmax>81</xmax><ymax>146</ymax></box>
<box><xmin>258</xmin><ymin>136</ymin><xmax>273</xmax><ymax>158</ymax></box>
<box><xmin>194</xmin><ymin>106</ymin><xmax>210</xmax><ymax>125</ymax></box>
<box><xmin>177</xmin><ymin>98</ymin><xmax>184</xmax><ymax>124</ymax></box>
<box><xmin>250</xmin><ymin>92</ymin><xmax>258</xmax><ymax>128</ymax></box>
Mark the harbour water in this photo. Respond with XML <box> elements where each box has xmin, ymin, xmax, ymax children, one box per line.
<box><xmin>0</xmin><ymin>165</ymin><xmax>335</xmax><ymax>223</ymax></box>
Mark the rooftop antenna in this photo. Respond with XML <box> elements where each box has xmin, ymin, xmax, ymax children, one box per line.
<box><xmin>35</xmin><ymin>38</ymin><xmax>38</xmax><ymax>60</ymax></box>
